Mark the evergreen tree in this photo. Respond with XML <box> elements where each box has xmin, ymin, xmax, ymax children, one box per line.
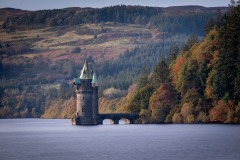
<box><xmin>138</xmin><ymin>66</ymin><xmax>150</xmax><ymax>89</ymax></box>
<box><xmin>213</xmin><ymin>1</ymin><xmax>240</xmax><ymax>99</ymax></box>
<box><xmin>204</xmin><ymin>18</ymin><xmax>215</xmax><ymax>35</ymax></box>
<box><xmin>168</xmin><ymin>45</ymin><xmax>179</xmax><ymax>63</ymax></box>
<box><xmin>151</xmin><ymin>60</ymin><xmax>170</xmax><ymax>89</ymax></box>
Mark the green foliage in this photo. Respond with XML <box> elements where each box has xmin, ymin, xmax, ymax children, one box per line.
<box><xmin>182</xmin><ymin>34</ymin><xmax>199</xmax><ymax>51</ymax></box>
<box><xmin>126</xmin><ymin>85</ymin><xmax>154</xmax><ymax>113</ymax></box>
<box><xmin>138</xmin><ymin>66</ymin><xmax>150</xmax><ymax>89</ymax></box>
<box><xmin>150</xmin><ymin>60</ymin><xmax>169</xmax><ymax>89</ymax></box>
<box><xmin>151</xmin><ymin>103</ymin><xmax>169</xmax><ymax>123</ymax></box>
<box><xmin>168</xmin><ymin>45</ymin><xmax>179</xmax><ymax>63</ymax></box>
<box><xmin>58</xmin><ymin>82</ymin><xmax>74</xmax><ymax>99</ymax></box>
<box><xmin>198</xmin><ymin>61</ymin><xmax>209</xmax><ymax>93</ymax></box>
<box><xmin>176</xmin><ymin>58</ymin><xmax>200</xmax><ymax>95</ymax></box>
<box><xmin>97</xmin><ymin>41</ymin><xmax>185</xmax><ymax>92</ymax></box>
<box><xmin>212</xmin><ymin>2</ymin><xmax>240</xmax><ymax>99</ymax></box>
<box><xmin>204</xmin><ymin>18</ymin><xmax>215</xmax><ymax>35</ymax></box>
<box><xmin>139</xmin><ymin>109</ymin><xmax>151</xmax><ymax>124</ymax></box>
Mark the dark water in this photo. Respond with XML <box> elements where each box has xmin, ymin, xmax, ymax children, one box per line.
<box><xmin>0</xmin><ymin>119</ymin><xmax>240</xmax><ymax>160</ymax></box>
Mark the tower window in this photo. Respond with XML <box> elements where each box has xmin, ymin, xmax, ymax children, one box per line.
<box><xmin>82</xmin><ymin>108</ymin><xmax>84</xmax><ymax>112</ymax></box>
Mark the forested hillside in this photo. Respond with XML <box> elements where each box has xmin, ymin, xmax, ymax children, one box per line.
<box><xmin>0</xmin><ymin>5</ymin><xmax>230</xmax><ymax>119</ymax></box>
<box><xmin>1</xmin><ymin>5</ymin><xmax>226</xmax><ymax>35</ymax></box>
<box><xmin>102</xmin><ymin>1</ymin><xmax>240</xmax><ymax>123</ymax></box>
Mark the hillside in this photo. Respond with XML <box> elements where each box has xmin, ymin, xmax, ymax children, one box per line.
<box><xmin>102</xmin><ymin>2</ymin><xmax>240</xmax><ymax>124</ymax></box>
<box><xmin>0</xmin><ymin>5</ymin><xmax>228</xmax><ymax>118</ymax></box>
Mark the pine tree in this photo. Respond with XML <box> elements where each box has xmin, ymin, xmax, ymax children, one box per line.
<box><xmin>151</xmin><ymin>60</ymin><xmax>170</xmax><ymax>89</ymax></box>
<box><xmin>137</xmin><ymin>66</ymin><xmax>150</xmax><ymax>89</ymax></box>
<box><xmin>213</xmin><ymin>1</ymin><xmax>240</xmax><ymax>99</ymax></box>
<box><xmin>204</xmin><ymin>18</ymin><xmax>215</xmax><ymax>35</ymax></box>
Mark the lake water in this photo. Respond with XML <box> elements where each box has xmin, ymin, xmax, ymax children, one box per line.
<box><xmin>0</xmin><ymin>119</ymin><xmax>239</xmax><ymax>160</ymax></box>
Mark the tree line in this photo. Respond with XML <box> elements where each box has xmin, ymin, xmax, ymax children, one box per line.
<box><xmin>1</xmin><ymin>5</ymin><xmax>223</xmax><ymax>36</ymax></box>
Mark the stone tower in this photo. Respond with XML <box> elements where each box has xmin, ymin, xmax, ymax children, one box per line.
<box><xmin>72</xmin><ymin>60</ymin><xmax>99</xmax><ymax>125</ymax></box>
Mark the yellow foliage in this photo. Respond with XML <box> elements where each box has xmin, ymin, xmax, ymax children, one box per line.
<box><xmin>172</xmin><ymin>113</ymin><xmax>183</xmax><ymax>123</ymax></box>
<box><xmin>186</xmin><ymin>114</ymin><xmax>195</xmax><ymax>123</ymax></box>
<box><xmin>41</xmin><ymin>98</ymin><xmax>75</xmax><ymax>119</ymax></box>
<box><xmin>181</xmin><ymin>103</ymin><xmax>194</xmax><ymax>122</ymax></box>
<box><xmin>191</xmin><ymin>29</ymin><xmax>219</xmax><ymax>64</ymax></box>
<box><xmin>197</xmin><ymin>111</ymin><xmax>209</xmax><ymax>123</ymax></box>
<box><xmin>205</xmin><ymin>70</ymin><xmax>216</xmax><ymax>98</ymax></box>
<box><xmin>99</xmin><ymin>84</ymin><xmax>138</xmax><ymax>114</ymax></box>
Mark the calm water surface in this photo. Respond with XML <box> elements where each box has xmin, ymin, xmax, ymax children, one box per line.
<box><xmin>0</xmin><ymin>119</ymin><xmax>239</xmax><ymax>160</ymax></box>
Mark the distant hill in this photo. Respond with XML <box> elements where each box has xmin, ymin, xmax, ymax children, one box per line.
<box><xmin>1</xmin><ymin>5</ymin><xmax>228</xmax><ymax>35</ymax></box>
<box><xmin>0</xmin><ymin>8</ymin><xmax>30</xmax><ymax>22</ymax></box>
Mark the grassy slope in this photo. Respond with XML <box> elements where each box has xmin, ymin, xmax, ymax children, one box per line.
<box><xmin>0</xmin><ymin>22</ymin><xmax>155</xmax><ymax>63</ymax></box>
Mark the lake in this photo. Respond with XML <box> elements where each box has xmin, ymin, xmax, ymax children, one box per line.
<box><xmin>0</xmin><ymin>119</ymin><xmax>239</xmax><ymax>160</ymax></box>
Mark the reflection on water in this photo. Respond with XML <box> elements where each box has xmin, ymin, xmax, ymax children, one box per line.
<box><xmin>0</xmin><ymin>119</ymin><xmax>240</xmax><ymax>160</ymax></box>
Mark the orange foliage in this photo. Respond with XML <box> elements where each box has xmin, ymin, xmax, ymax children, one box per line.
<box><xmin>128</xmin><ymin>83</ymin><xmax>137</xmax><ymax>93</ymax></box>
<box><xmin>209</xmin><ymin>100</ymin><xmax>232</xmax><ymax>123</ymax></box>
<box><xmin>0</xmin><ymin>106</ymin><xmax>12</xmax><ymax>118</ymax></box>
<box><xmin>211</xmin><ymin>50</ymin><xmax>219</xmax><ymax>65</ymax></box>
<box><xmin>171</xmin><ymin>55</ymin><xmax>185</xmax><ymax>85</ymax></box>
<box><xmin>205</xmin><ymin>87</ymin><xmax>213</xmax><ymax>98</ymax></box>
<box><xmin>149</xmin><ymin>83</ymin><xmax>175</xmax><ymax>110</ymax></box>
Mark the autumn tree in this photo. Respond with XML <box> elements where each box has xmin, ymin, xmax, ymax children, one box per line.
<box><xmin>149</xmin><ymin>83</ymin><xmax>177</xmax><ymax>123</ymax></box>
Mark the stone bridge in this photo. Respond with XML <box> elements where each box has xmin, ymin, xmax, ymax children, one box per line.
<box><xmin>98</xmin><ymin>113</ymin><xmax>139</xmax><ymax>124</ymax></box>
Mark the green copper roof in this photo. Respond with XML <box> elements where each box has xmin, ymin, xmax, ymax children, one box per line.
<box><xmin>80</xmin><ymin>60</ymin><xmax>92</xmax><ymax>79</ymax></box>
<box><xmin>74</xmin><ymin>78</ymin><xmax>81</xmax><ymax>85</ymax></box>
<box><xmin>91</xmin><ymin>71</ymin><xmax>98</xmax><ymax>84</ymax></box>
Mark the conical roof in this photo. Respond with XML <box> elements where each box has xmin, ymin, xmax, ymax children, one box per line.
<box><xmin>91</xmin><ymin>71</ymin><xmax>98</xmax><ymax>84</ymax></box>
<box><xmin>80</xmin><ymin>60</ymin><xmax>92</xmax><ymax>79</ymax></box>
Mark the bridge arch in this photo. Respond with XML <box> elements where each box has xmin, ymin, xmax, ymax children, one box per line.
<box><xmin>103</xmin><ymin>119</ymin><xmax>114</xmax><ymax>125</ymax></box>
<box><xmin>98</xmin><ymin>113</ymin><xmax>139</xmax><ymax>125</ymax></box>
<box><xmin>119</xmin><ymin>118</ymin><xmax>130</xmax><ymax>124</ymax></box>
